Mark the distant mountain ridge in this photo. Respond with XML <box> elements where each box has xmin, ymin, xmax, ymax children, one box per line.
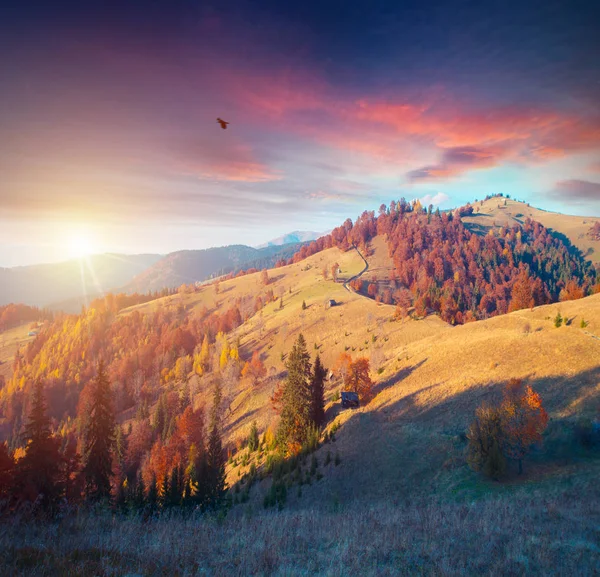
<box><xmin>0</xmin><ymin>253</ymin><xmax>162</xmax><ymax>308</ymax></box>
<box><xmin>255</xmin><ymin>230</ymin><xmax>326</xmax><ymax>249</ymax></box>
<box><xmin>2</xmin><ymin>202</ymin><xmax>597</xmax><ymax>310</ymax></box>
<box><xmin>0</xmin><ymin>241</ymin><xmax>310</xmax><ymax>309</ymax></box>
<box><xmin>123</xmin><ymin>242</ymin><xmax>307</xmax><ymax>293</ymax></box>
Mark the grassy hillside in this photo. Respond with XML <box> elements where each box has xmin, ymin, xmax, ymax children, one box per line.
<box><xmin>462</xmin><ymin>197</ymin><xmax>600</xmax><ymax>263</ymax></box>
<box><xmin>120</xmin><ymin>245</ymin><xmax>448</xmax><ymax>446</ymax></box>
<box><xmin>0</xmin><ymin>324</ymin><xmax>36</xmax><ymax>381</ymax></box>
<box><xmin>2</xmin><ymin>481</ymin><xmax>599</xmax><ymax>575</ymax></box>
<box><xmin>3</xmin><ymin>286</ymin><xmax>600</xmax><ymax>575</ymax></box>
<box><xmin>2</xmin><ymin>237</ymin><xmax>600</xmax><ymax>575</ymax></box>
<box><xmin>114</xmin><ymin>243</ymin><xmax>600</xmax><ymax>505</ymax></box>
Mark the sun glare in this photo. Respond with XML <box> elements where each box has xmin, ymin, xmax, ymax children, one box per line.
<box><xmin>65</xmin><ymin>231</ymin><xmax>96</xmax><ymax>259</ymax></box>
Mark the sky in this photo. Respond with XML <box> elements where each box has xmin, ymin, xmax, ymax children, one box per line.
<box><xmin>1</xmin><ymin>0</ymin><xmax>599</xmax><ymax>266</ymax></box>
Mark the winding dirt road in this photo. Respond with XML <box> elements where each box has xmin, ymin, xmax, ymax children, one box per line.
<box><xmin>343</xmin><ymin>245</ymin><xmax>369</xmax><ymax>296</ymax></box>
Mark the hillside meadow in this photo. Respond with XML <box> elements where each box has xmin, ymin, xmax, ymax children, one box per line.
<box><xmin>2</xmin><ymin>204</ymin><xmax>600</xmax><ymax>576</ymax></box>
<box><xmin>2</xmin><ymin>471</ymin><xmax>599</xmax><ymax>576</ymax></box>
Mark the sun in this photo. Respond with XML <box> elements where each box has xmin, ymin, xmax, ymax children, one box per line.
<box><xmin>65</xmin><ymin>231</ymin><xmax>96</xmax><ymax>259</ymax></box>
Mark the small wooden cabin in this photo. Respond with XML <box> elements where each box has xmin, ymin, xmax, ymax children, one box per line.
<box><xmin>341</xmin><ymin>391</ymin><xmax>359</xmax><ymax>409</ymax></box>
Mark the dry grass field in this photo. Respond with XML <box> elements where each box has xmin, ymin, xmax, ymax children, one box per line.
<box><xmin>121</xmin><ymin>245</ymin><xmax>448</xmax><ymax>446</ymax></box>
<box><xmin>3</xmin><ymin>213</ymin><xmax>600</xmax><ymax>575</ymax></box>
<box><xmin>117</xmin><ymin>241</ymin><xmax>600</xmax><ymax>504</ymax></box>
<box><xmin>0</xmin><ymin>323</ymin><xmax>35</xmax><ymax>381</ymax></box>
<box><xmin>462</xmin><ymin>198</ymin><xmax>600</xmax><ymax>263</ymax></box>
<box><xmin>220</xmin><ymin>294</ymin><xmax>600</xmax><ymax>511</ymax></box>
<box><xmin>2</xmin><ymin>474</ymin><xmax>599</xmax><ymax>576</ymax></box>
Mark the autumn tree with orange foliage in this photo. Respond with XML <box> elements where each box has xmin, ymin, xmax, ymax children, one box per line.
<box><xmin>333</xmin><ymin>352</ymin><xmax>352</xmax><ymax>384</ymax></box>
<box><xmin>500</xmin><ymin>378</ymin><xmax>548</xmax><ymax>474</ymax></box>
<box><xmin>394</xmin><ymin>288</ymin><xmax>413</xmax><ymax>320</ymax></box>
<box><xmin>559</xmin><ymin>280</ymin><xmax>585</xmax><ymax>302</ymax></box>
<box><xmin>331</xmin><ymin>262</ymin><xmax>340</xmax><ymax>282</ymax></box>
<box><xmin>241</xmin><ymin>351</ymin><xmax>267</xmax><ymax>386</ymax></box>
<box><xmin>344</xmin><ymin>358</ymin><xmax>373</xmax><ymax>403</ymax></box>
<box><xmin>468</xmin><ymin>378</ymin><xmax>548</xmax><ymax>478</ymax></box>
<box><xmin>587</xmin><ymin>221</ymin><xmax>600</xmax><ymax>241</ymax></box>
<box><xmin>508</xmin><ymin>270</ymin><xmax>535</xmax><ymax>312</ymax></box>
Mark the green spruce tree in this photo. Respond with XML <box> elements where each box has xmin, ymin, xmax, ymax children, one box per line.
<box><xmin>247</xmin><ymin>421</ymin><xmax>259</xmax><ymax>452</ymax></box>
<box><xmin>83</xmin><ymin>360</ymin><xmax>115</xmax><ymax>502</ymax></box>
<box><xmin>133</xmin><ymin>473</ymin><xmax>146</xmax><ymax>511</ymax></box>
<box><xmin>0</xmin><ymin>443</ymin><xmax>15</xmax><ymax>502</ymax></box>
<box><xmin>205</xmin><ymin>381</ymin><xmax>226</xmax><ymax>507</ymax></box>
<box><xmin>277</xmin><ymin>334</ymin><xmax>313</xmax><ymax>450</ymax></box>
<box><xmin>147</xmin><ymin>474</ymin><xmax>158</xmax><ymax>511</ymax></box>
<box><xmin>310</xmin><ymin>355</ymin><xmax>327</xmax><ymax>428</ymax></box>
<box><xmin>16</xmin><ymin>380</ymin><xmax>62</xmax><ymax>510</ymax></box>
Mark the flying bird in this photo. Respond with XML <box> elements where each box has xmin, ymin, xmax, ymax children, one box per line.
<box><xmin>217</xmin><ymin>118</ymin><xmax>229</xmax><ymax>129</ymax></box>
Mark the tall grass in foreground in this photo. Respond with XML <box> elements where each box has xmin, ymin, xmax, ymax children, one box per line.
<box><xmin>2</xmin><ymin>481</ymin><xmax>599</xmax><ymax>576</ymax></box>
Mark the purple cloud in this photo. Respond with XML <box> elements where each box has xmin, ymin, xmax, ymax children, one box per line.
<box><xmin>550</xmin><ymin>180</ymin><xmax>600</xmax><ymax>203</ymax></box>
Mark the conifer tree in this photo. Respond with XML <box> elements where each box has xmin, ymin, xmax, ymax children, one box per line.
<box><xmin>167</xmin><ymin>466</ymin><xmax>183</xmax><ymax>507</ymax></box>
<box><xmin>310</xmin><ymin>355</ymin><xmax>327</xmax><ymax>428</ymax></box>
<box><xmin>83</xmin><ymin>360</ymin><xmax>115</xmax><ymax>502</ymax></box>
<box><xmin>133</xmin><ymin>473</ymin><xmax>146</xmax><ymax>510</ymax></box>
<box><xmin>114</xmin><ymin>424</ymin><xmax>126</xmax><ymax>472</ymax></box>
<box><xmin>159</xmin><ymin>476</ymin><xmax>169</xmax><ymax>509</ymax></box>
<box><xmin>0</xmin><ymin>442</ymin><xmax>14</xmax><ymax>502</ymax></box>
<box><xmin>16</xmin><ymin>380</ymin><xmax>62</xmax><ymax>510</ymax></box>
<box><xmin>147</xmin><ymin>474</ymin><xmax>158</xmax><ymax>510</ymax></box>
<box><xmin>205</xmin><ymin>381</ymin><xmax>226</xmax><ymax>507</ymax></box>
<box><xmin>60</xmin><ymin>435</ymin><xmax>82</xmax><ymax>504</ymax></box>
<box><xmin>247</xmin><ymin>421</ymin><xmax>259</xmax><ymax>452</ymax></box>
<box><xmin>115</xmin><ymin>478</ymin><xmax>127</xmax><ymax>512</ymax></box>
<box><xmin>277</xmin><ymin>334</ymin><xmax>313</xmax><ymax>450</ymax></box>
<box><xmin>153</xmin><ymin>394</ymin><xmax>168</xmax><ymax>440</ymax></box>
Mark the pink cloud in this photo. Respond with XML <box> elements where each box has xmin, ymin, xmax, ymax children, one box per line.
<box><xmin>170</xmin><ymin>137</ymin><xmax>282</xmax><ymax>183</ymax></box>
<box><xmin>216</xmin><ymin>67</ymin><xmax>600</xmax><ymax>180</ymax></box>
<box><xmin>407</xmin><ymin>144</ymin><xmax>509</xmax><ymax>181</ymax></box>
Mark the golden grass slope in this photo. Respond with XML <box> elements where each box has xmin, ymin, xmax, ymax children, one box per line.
<box><xmin>293</xmin><ymin>293</ymin><xmax>600</xmax><ymax>504</ymax></box>
<box><xmin>120</xmin><ymin>243</ymin><xmax>600</xmax><ymax>503</ymax></box>
<box><xmin>463</xmin><ymin>197</ymin><xmax>600</xmax><ymax>263</ymax></box>
<box><xmin>0</xmin><ymin>324</ymin><xmax>36</xmax><ymax>381</ymax></box>
<box><xmin>121</xmin><ymin>246</ymin><xmax>448</xmax><ymax>442</ymax></box>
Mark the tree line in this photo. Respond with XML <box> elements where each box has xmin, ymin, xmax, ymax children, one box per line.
<box><xmin>0</xmin><ymin>361</ymin><xmax>227</xmax><ymax>515</ymax></box>
<box><xmin>284</xmin><ymin>199</ymin><xmax>597</xmax><ymax>324</ymax></box>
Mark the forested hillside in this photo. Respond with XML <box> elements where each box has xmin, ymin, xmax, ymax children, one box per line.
<box><xmin>1</xmin><ymin>197</ymin><xmax>599</xmax><ymax>524</ymax></box>
<box><xmin>291</xmin><ymin>196</ymin><xmax>597</xmax><ymax>323</ymax></box>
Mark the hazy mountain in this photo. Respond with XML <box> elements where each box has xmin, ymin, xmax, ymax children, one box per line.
<box><xmin>0</xmin><ymin>253</ymin><xmax>162</xmax><ymax>308</ymax></box>
<box><xmin>124</xmin><ymin>242</ymin><xmax>306</xmax><ymax>293</ymax></box>
<box><xmin>255</xmin><ymin>230</ymin><xmax>326</xmax><ymax>249</ymax></box>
